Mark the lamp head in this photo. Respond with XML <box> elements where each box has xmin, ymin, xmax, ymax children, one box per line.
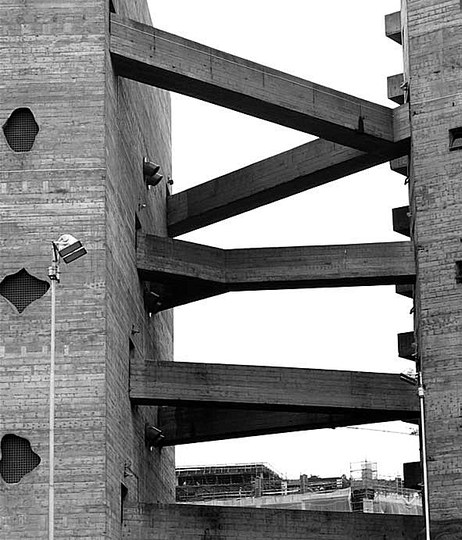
<box><xmin>400</xmin><ymin>371</ymin><xmax>417</xmax><ymax>386</ymax></box>
<box><xmin>145</xmin><ymin>423</ymin><xmax>165</xmax><ymax>449</ymax></box>
<box><xmin>55</xmin><ymin>234</ymin><xmax>87</xmax><ymax>264</ymax></box>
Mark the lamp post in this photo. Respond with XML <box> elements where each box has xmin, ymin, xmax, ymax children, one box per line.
<box><xmin>417</xmin><ymin>371</ymin><xmax>431</xmax><ymax>540</ymax></box>
<box><xmin>400</xmin><ymin>368</ymin><xmax>431</xmax><ymax>540</ymax></box>
<box><xmin>47</xmin><ymin>235</ymin><xmax>87</xmax><ymax>540</ymax></box>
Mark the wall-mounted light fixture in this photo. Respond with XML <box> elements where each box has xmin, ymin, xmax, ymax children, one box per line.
<box><xmin>143</xmin><ymin>157</ymin><xmax>163</xmax><ymax>188</ymax></box>
<box><xmin>54</xmin><ymin>234</ymin><xmax>87</xmax><ymax>265</ymax></box>
<box><xmin>145</xmin><ymin>424</ymin><xmax>165</xmax><ymax>449</ymax></box>
<box><xmin>399</xmin><ymin>370</ymin><xmax>417</xmax><ymax>385</ymax></box>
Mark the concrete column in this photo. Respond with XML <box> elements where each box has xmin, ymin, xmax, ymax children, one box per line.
<box><xmin>406</xmin><ymin>0</ymin><xmax>462</xmax><ymax>532</ymax></box>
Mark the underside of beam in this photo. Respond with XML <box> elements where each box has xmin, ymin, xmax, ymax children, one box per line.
<box><xmin>157</xmin><ymin>406</ymin><xmax>418</xmax><ymax>445</ymax></box>
<box><xmin>137</xmin><ymin>235</ymin><xmax>416</xmax><ymax>310</ymax></box>
<box><xmin>110</xmin><ymin>14</ymin><xmax>408</xmax><ymax>155</ymax></box>
<box><xmin>167</xmin><ymin>139</ymin><xmax>390</xmax><ymax>237</ymax></box>
<box><xmin>123</xmin><ymin>503</ymin><xmax>424</xmax><ymax>539</ymax></box>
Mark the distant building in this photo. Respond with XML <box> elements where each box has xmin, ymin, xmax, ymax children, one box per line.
<box><xmin>176</xmin><ymin>462</ymin><xmax>422</xmax><ymax>516</ymax></box>
<box><xmin>176</xmin><ymin>463</ymin><xmax>285</xmax><ymax>502</ymax></box>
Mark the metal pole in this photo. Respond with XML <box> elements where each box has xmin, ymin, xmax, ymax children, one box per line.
<box><xmin>49</xmin><ymin>277</ymin><xmax>55</xmax><ymax>540</ymax></box>
<box><xmin>48</xmin><ymin>248</ymin><xmax>59</xmax><ymax>540</ymax></box>
<box><xmin>418</xmin><ymin>371</ymin><xmax>431</xmax><ymax>540</ymax></box>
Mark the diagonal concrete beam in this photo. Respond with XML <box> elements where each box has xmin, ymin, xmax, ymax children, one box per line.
<box><xmin>137</xmin><ymin>234</ymin><xmax>416</xmax><ymax>310</ymax></box>
<box><xmin>110</xmin><ymin>14</ymin><xmax>408</xmax><ymax>154</ymax></box>
<box><xmin>131</xmin><ymin>360</ymin><xmax>419</xmax><ymax>413</ymax></box>
<box><xmin>134</xmin><ymin>362</ymin><xmax>418</xmax><ymax>444</ymax></box>
<box><xmin>167</xmin><ymin>139</ymin><xmax>391</xmax><ymax>237</ymax></box>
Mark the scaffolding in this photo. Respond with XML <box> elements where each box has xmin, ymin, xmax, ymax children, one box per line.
<box><xmin>350</xmin><ymin>461</ymin><xmax>421</xmax><ymax>514</ymax></box>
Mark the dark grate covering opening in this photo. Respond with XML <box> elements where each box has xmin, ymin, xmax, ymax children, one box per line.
<box><xmin>456</xmin><ymin>261</ymin><xmax>462</xmax><ymax>283</ymax></box>
<box><xmin>0</xmin><ymin>268</ymin><xmax>50</xmax><ymax>313</ymax></box>
<box><xmin>0</xmin><ymin>434</ymin><xmax>41</xmax><ymax>484</ymax></box>
<box><xmin>449</xmin><ymin>127</ymin><xmax>462</xmax><ymax>151</ymax></box>
<box><xmin>3</xmin><ymin>108</ymin><xmax>39</xmax><ymax>152</ymax></box>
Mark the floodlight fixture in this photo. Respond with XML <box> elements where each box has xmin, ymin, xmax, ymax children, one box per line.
<box><xmin>400</xmin><ymin>371</ymin><xmax>417</xmax><ymax>385</ymax></box>
<box><xmin>145</xmin><ymin>423</ymin><xmax>165</xmax><ymax>449</ymax></box>
<box><xmin>54</xmin><ymin>234</ymin><xmax>87</xmax><ymax>264</ymax></box>
<box><xmin>143</xmin><ymin>157</ymin><xmax>163</xmax><ymax>188</ymax></box>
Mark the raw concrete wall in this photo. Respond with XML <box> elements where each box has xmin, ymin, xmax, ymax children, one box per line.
<box><xmin>105</xmin><ymin>0</ymin><xmax>174</xmax><ymax>538</ymax></box>
<box><xmin>406</xmin><ymin>0</ymin><xmax>462</xmax><ymax>531</ymax></box>
<box><xmin>0</xmin><ymin>0</ymin><xmax>173</xmax><ymax>538</ymax></box>
<box><xmin>122</xmin><ymin>503</ymin><xmax>424</xmax><ymax>540</ymax></box>
<box><xmin>0</xmin><ymin>1</ymin><xmax>107</xmax><ymax>537</ymax></box>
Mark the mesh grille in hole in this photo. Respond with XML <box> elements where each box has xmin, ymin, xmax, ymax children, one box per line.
<box><xmin>3</xmin><ymin>108</ymin><xmax>39</xmax><ymax>152</ymax></box>
<box><xmin>0</xmin><ymin>268</ymin><xmax>50</xmax><ymax>313</ymax></box>
<box><xmin>0</xmin><ymin>434</ymin><xmax>41</xmax><ymax>484</ymax></box>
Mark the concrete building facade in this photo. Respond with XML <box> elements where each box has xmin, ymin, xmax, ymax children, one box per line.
<box><xmin>0</xmin><ymin>0</ymin><xmax>173</xmax><ymax>538</ymax></box>
<box><xmin>1</xmin><ymin>0</ymin><xmax>461</xmax><ymax>538</ymax></box>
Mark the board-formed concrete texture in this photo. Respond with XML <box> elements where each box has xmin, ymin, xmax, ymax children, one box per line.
<box><xmin>5</xmin><ymin>0</ymin><xmax>462</xmax><ymax>538</ymax></box>
<box><xmin>404</xmin><ymin>0</ymin><xmax>462</xmax><ymax>536</ymax></box>
<box><xmin>122</xmin><ymin>503</ymin><xmax>424</xmax><ymax>540</ymax></box>
<box><xmin>0</xmin><ymin>0</ymin><xmax>173</xmax><ymax>538</ymax></box>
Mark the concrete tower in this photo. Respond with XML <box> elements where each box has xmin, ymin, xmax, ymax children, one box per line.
<box><xmin>0</xmin><ymin>1</ymin><xmax>173</xmax><ymax>538</ymax></box>
<box><xmin>404</xmin><ymin>0</ymin><xmax>462</xmax><ymax>535</ymax></box>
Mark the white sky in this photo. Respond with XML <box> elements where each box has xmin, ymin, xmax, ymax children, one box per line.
<box><xmin>147</xmin><ymin>0</ymin><xmax>419</xmax><ymax>480</ymax></box>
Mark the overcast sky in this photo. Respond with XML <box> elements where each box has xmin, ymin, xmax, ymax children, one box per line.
<box><xmin>147</xmin><ymin>0</ymin><xmax>419</xmax><ymax>480</ymax></box>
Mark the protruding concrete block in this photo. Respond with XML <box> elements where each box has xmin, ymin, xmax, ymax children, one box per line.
<box><xmin>396</xmin><ymin>284</ymin><xmax>414</xmax><ymax>299</ymax></box>
<box><xmin>390</xmin><ymin>155</ymin><xmax>409</xmax><ymax>176</ymax></box>
<box><xmin>403</xmin><ymin>461</ymin><xmax>422</xmax><ymax>490</ymax></box>
<box><xmin>398</xmin><ymin>332</ymin><xmax>416</xmax><ymax>360</ymax></box>
<box><xmin>392</xmin><ymin>206</ymin><xmax>411</xmax><ymax>238</ymax></box>
<box><xmin>385</xmin><ymin>11</ymin><xmax>402</xmax><ymax>44</ymax></box>
<box><xmin>387</xmin><ymin>73</ymin><xmax>405</xmax><ymax>104</ymax></box>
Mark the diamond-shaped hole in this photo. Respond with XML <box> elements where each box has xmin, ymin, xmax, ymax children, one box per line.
<box><xmin>3</xmin><ymin>108</ymin><xmax>39</xmax><ymax>152</ymax></box>
<box><xmin>0</xmin><ymin>268</ymin><xmax>50</xmax><ymax>313</ymax></box>
<box><xmin>0</xmin><ymin>434</ymin><xmax>41</xmax><ymax>484</ymax></box>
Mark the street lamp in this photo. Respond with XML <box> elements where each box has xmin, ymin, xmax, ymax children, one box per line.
<box><xmin>400</xmin><ymin>368</ymin><xmax>431</xmax><ymax>540</ymax></box>
<box><xmin>47</xmin><ymin>234</ymin><xmax>86</xmax><ymax>540</ymax></box>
